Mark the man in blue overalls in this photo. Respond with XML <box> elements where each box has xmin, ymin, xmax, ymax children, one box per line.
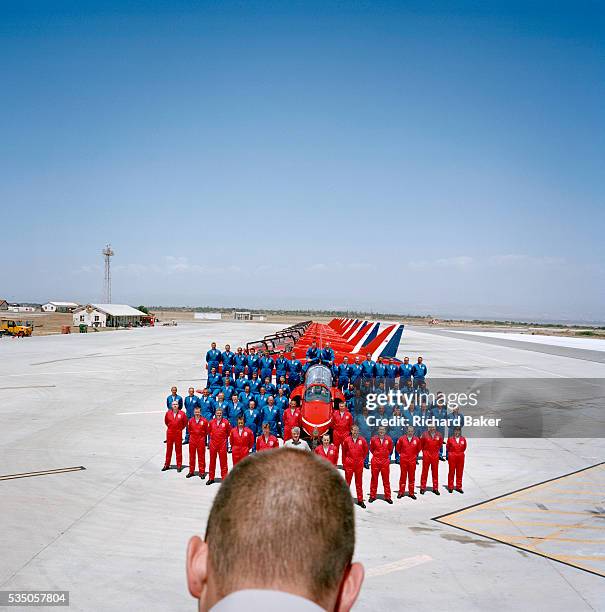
<box><xmin>287</xmin><ymin>352</ymin><xmax>303</xmax><ymax>389</ymax></box>
<box><xmin>337</xmin><ymin>357</ymin><xmax>351</xmax><ymax>392</ymax></box>
<box><xmin>233</xmin><ymin>347</ymin><xmax>248</xmax><ymax>379</ymax></box>
<box><xmin>275</xmin><ymin>351</ymin><xmax>289</xmax><ymax>388</ymax></box>
<box><xmin>205</xmin><ymin>342</ymin><xmax>221</xmax><ymax>373</ymax></box>
<box><xmin>183</xmin><ymin>387</ymin><xmax>200</xmax><ymax>444</ymax></box>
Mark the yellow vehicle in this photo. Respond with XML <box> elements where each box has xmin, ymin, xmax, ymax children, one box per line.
<box><xmin>0</xmin><ymin>319</ymin><xmax>33</xmax><ymax>337</ymax></box>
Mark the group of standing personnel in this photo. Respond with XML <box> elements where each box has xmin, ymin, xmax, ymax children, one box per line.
<box><xmin>162</xmin><ymin>341</ymin><xmax>468</xmax><ymax>505</ymax></box>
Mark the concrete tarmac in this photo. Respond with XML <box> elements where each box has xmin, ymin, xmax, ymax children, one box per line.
<box><xmin>1</xmin><ymin>322</ymin><xmax>604</xmax><ymax>611</ymax></box>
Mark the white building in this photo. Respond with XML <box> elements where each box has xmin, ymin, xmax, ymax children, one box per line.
<box><xmin>73</xmin><ymin>304</ymin><xmax>145</xmax><ymax>328</ymax></box>
<box><xmin>234</xmin><ymin>311</ymin><xmax>252</xmax><ymax>320</ymax></box>
<box><xmin>7</xmin><ymin>304</ymin><xmax>37</xmax><ymax>313</ymax></box>
<box><xmin>194</xmin><ymin>312</ymin><xmax>222</xmax><ymax>320</ymax></box>
<box><xmin>42</xmin><ymin>301</ymin><xmax>80</xmax><ymax>313</ymax></box>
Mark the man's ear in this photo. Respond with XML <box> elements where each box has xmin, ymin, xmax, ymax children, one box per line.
<box><xmin>336</xmin><ymin>562</ymin><xmax>364</xmax><ymax>612</ymax></box>
<box><xmin>186</xmin><ymin>536</ymin><xmax>208</xmax><ymax>600</ymax></box>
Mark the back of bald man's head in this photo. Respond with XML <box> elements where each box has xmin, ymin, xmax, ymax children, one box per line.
<box><xmin>205</xmin><ymin>448</ymin><xmax>355</xmax><ymax>607</ymax></box>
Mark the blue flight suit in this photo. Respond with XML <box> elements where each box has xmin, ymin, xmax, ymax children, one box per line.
<box><xmin>416</xmin><ymin>408</ymin><xmax>433</xmax><ymax>437</ymax></box>
<box><xmin>432</xmin><ymin>406</ymin><xmax>448</xmax><ymax>458</ymax></box>
<box><xmin>361</xmin><ymin>359</ymin><xmax>376</xmax><ymax>381</ymax></box>
<box><xmin>166</xmin><ymin>393</ymin><xmax>183</xmax><ymax>410</ymax></box>
<box><xmin>337</xmin><ymin>363</ymin><xmax>351</xmax><ymax>391</ymax></box>
<box><xmin>243</xmin><ymin>407</ymin><xmax>261</xmax><ymax>447</ymax></box>
<box><xmin>262</xmin><ymin>405</ymin><xmax>281</xmax><ymax>437</ymax></box>
<box><xmin>320</xmin><ymin>347</ymin><xmax>335</xmax><ymax>366</ymax></box>
<box><xmin>275</xmin><ymin>357</ymin><xmax>289</xmax><ymax>384</ymax></box>
<box><xmin>234</xmin><ymin>376</ymin><xmax>249</xmax><ymax>395</ymax></box>
<box><xmin>233</xmin><ymin>353</ymin><xmax>248</xmax><ymax>378</ymax></box>
<box><xmin>373</xmin><ymin>411</ymin><xmax>389</xmax><ymax>435</ymax></box>
<box><xmin>206</xmin><ymin>348</ymin><xmax>221</xmax><ymax>372</ymax></box>
<box><xmin>287</xmin><ymin>358</ymin><xmax>303</xmax><ymax>388</ymax></box>
<box><xmin>260</xmin><ymin>356</ymin><xmax>275</xmax><ymax>382</ymax></box>
<box><xmin>401</xmin><ymin>384</ymin><xmax>416</xmax><ymax>406</ymax></box>
<box><xmin>248</xmin><ymin>377</ymin><xmax>262</xmax><ymax>394</ymax></box>
<box><xmin>344</xmin><ymin>387</ymin><xmax>356</xmax><ymax>402</ymax></box>
<box><xmin>207</xmin><ymin>372</ymin><xmax>223</xmax><ymax>391</ymax></box>
<box><xmin>199</xmin><ymin>396</ymin><xmax>216</xmax><ymax>420</ymax></box>
<box><xmin>213</xmin><ymin>399</ymin><xmax>231</xmax><ymax>422</ymax></box>
<box><xmin>447</xmin><ymin>411</ymin><xmax>465</xmax><ymax>437</ymax></box>
<box><xmin>399</xmin><ymin>363</ymin><xmax>413</xmax><ymax>384</ymax></box>
<box><xmin>347</xmin><ymin>394</ymin><xmax>364</xmax><ymax>419</ymax></box>
<box><xmin>215</xmin><ymin>384</ymin><xmax>235</xmax><ymax>400</ymax></box>
<box><xmin>183</xmin><ymin>395</ymin><xmax>201</xmax><ymax>443</ymax></box>
<box><xmin>275</xmin><ymin>395</ymin><xmax>289</xmax><ymax>420</ymax></box>
<box><xmin>305</xmin><ymin>347</ymin><xmax>320</xmax><ymax>365</ymax></box>
<box><xmin>227</xmin><ymin>400</ymin><xmax>244</xmax><ymax>429</ymax></box>
<box><xmin>411</xmin><ymin>363</ymin><xmax>428</xmax><ymax>387</ymax></box>
<box><xmin>277</xmin><ymin>383</ymin><xmax>291</xmax><ymax>397</ymax></box>
<box><xmin>263</xmin><ymin>382</ymin><xmax>277</xmax><ymax>396</ymax></box>
<box><xmin>349</xmin><ymin>363</ymin><xmax>363</xmax><ymax>386</ymax></box>
<box><xmin>402</xmin><ymin>407</ymin><xmax>419</xmax><ymax>431</ymax></box>
<box><xmin>221</xmin><ymin>350</ymin><xmax>236</xmax><ymax>372</ymax></box>
<box><xmin>355</xmin><ymin>414</ymin><xmax>373</xmax><ymax>468</ymax></box>
<box><xmin>221</xmin><ymin>370</ymin><xmax>235</xmax><ymax>385</ymax></box>
<box><xmin>385</xmin><ymin>363</ymin><xmax>400</xmax><ymax>389</ymax></box>
<box><xmin>247</xmin><ymin>353</ymin><xmax>261</xmax><ymax>374</ymax></box>
<box><xmin>375</xmin><ymin>362</ymin><xmax>388</xmax><ymax>386</ymax></box>
<box><xmin>382</xmin><ymin>403</ymin><xmax>394</xmax><ymax>419</ymax></box>
<box><xmin>256</xmin><ymin>393</ymin><xmax>270</xmax><ymax>410</ymax></box>
<box><xmin>239</xmin><ymin>391</ymin><xmax>255</xmax><ymax>407</ymax></box>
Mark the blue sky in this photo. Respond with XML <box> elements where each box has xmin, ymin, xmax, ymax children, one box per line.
<box><xmin>2</xmin><ymin>1</ymin><xmax>604</xmax><ymax>322</ymax></box>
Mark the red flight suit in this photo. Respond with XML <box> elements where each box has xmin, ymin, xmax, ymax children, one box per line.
<box><xmin>282</xmin><ymin>407</ymin><xmax>302</xmax><ymax>441</ymax></box>
<box><xmin>256</xmin><ymin>434</ymin><xmax>279</xmax><ymax>451</ymax></box>
<box><xmin>229</xmin><ymin>426</ymin><xmax>254</xmax><ymax>465</ymax></box>
<box><xmin>164</xmin><ymin>409</ymin><xmax>188</xmax><ymax>469</ymax></box>
<box><xmin>369</xmin><ymin>435</ymin><xmax>393</xmax><ymax>500</ymax></box>
<box><xmin>342</xmin><ymin>435</ymin><xmax>368</xmax><ymax>502</ymax></box>
<box><xmin>315</xmin><ymin>443</ymin><xmax>338</xmax><ymax>466</ymax></box>
<box><xmin>187</xmin><ymin>416</ymin><xmax>208</xmax><ymax>475</ymax></box>
<box><xmin>331</xmin><ymin>409</ymin><xmax>353</xmax><ymax>463</ymax></box>
<box><xmin>420</xmin><ymin>431</ymin><xmax>443</xmax><ymax>491</ymax></box>
<box><xmin>208</xmin><ymin>417</ymin><xmax>231</xmax><ymax>480</ymax></box>
<box><xmin>396</xmin><ymin>435</ymin><xmax>421</xmax><ymax>495</ymax></box>
<box><xmin>446</xmin><ymin>436</ymin><xmax>467</xmax><ymax>490</ymax></box>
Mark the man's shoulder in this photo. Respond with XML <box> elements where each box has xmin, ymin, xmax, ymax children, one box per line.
<box><xmin>211</xmin><ymin>589</ymin><xmax>323</xmax><ymax>612</ymax></box>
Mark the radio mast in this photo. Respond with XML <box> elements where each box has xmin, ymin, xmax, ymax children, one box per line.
<box><xmin>102</xmin><ymin>244</ymin><xmax>115</xmax><ymax>303</ymax></box>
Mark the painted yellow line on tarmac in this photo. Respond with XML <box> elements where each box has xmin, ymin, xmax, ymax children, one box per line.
<box><xmin>553</xmin><ymin>554</ymin><xmax>605</xmax><ymax>562</ymax></box>
<box><xmin>490</xmin><ymin>506</ymin><xmax>605</xmax><ymax>517</ymax></box>
<box><xmin>444</xmin><ymin>518</ymin><xmax>605</xmax><ymax>530</ymax></box>
<box><xmin>493</xmin><ymin>534</ymin><xmax>604</xmax><ymax>544</ymax></box>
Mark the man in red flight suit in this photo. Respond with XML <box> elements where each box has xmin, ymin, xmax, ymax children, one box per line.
<box><xmin>256</xmin><ymin>422</ymin><xmax>279</xmax><ymax>451</ymax></box>
<box><xmin>162</xmin><ymin>400</ymin><xmax>188</xmax><ymax>472</ymax></box>
<box><xmin>229</xmin><ymin>415</ymin><xmax>254</xmax><ymax>465</ymax></box>
<box><xmin>206</xmin><ymin>407</ymin><xmax>231</xmax><ymax>485</ymax></box>
<box><xmin>342</xmin><ymin>424</ymin><xmax>368</xmax><ymax>508</ymax></box>
<box><xmin>331</xmin><ymin>400</ymin><xmax>353</xmax><ymax>466</ymax></box>
<box><xmin>396</xmin><ymin>425</ymin><xmax>421</xmax><ymax>500</ymax></box>
<box><xmin>314</xmin><ymin>433</ymin><xmax>338</xmax><ymax>465</ymax></box>
<box><xmin>282</xmin><ymin>401</ymin><xmax>302</xmax><ymax>442</ymax></box>
<box><xmin>420</xmin><ymin>424</ymin><xmax>443</xmax><ymax>495</ymax></box>
<box><xmin>446</xmin><ymin>426</ymin><xmax>467</xmax><ymax>493</ymax></box>
<box><xmin>369</xmin><ymin>425</ymin><xmax>393</xmax><ymax>504</ymax></box>
<box><xmin>187</xmin><ymin>406</ymin><xmax>208</xmax><ymax>479</ymax></box>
